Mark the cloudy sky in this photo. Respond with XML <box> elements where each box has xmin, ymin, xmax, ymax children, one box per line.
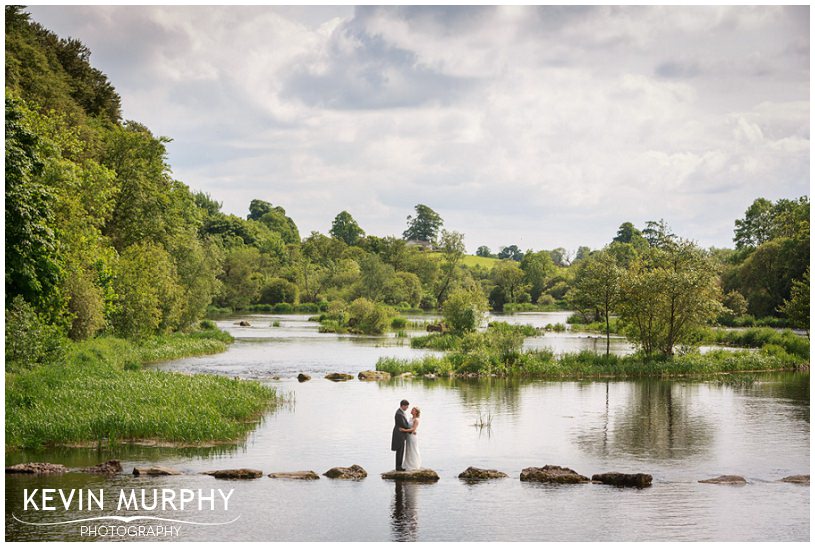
<box><xmin>28</xmin><ymin>5</ymin><xmax>809</xmax><ymax>253</ymax></box>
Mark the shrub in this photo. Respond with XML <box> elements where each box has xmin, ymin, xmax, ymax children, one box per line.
<box><xmin>347</xmin><ymin>298</ymin><xmax>392</xmax><ymax>334</ymax></box>
<box><xmin>5</xmin><ymin>296</ymin><xmax>67</xmax><ymax>373</ymax></box>
<box><xmin>443</xmin><ymin>288</ymin><xmax>488</xmax><ymax>334</ymax></box>
<box><xmin>199</xmin><ymin>319</ymin><xmax>217</xmax><ymax>330</ymax></box>
<box><xmin>259</xmin><ymin>278</ymin><xmax>299</xmax><ymax>305</ymax></box>
<box><xmin>391</xmin><ymin>316</ymin><xmax>408</xmax><ymax>329</ymax></box>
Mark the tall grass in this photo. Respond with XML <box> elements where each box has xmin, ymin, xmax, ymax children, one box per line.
<box><xmin>6</xmin><ymin>330</ymin><xmax>277</xmax><ymax>450</ymax></box>
<box><xmin>702</xmin><ymin>327</ymin><xmax>809</xmax><ymax>359</ymax></box>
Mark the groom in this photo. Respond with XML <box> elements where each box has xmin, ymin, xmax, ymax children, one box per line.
<box><xmin>391</xmin><ymin>399</ymin><xmax>411</xmax><ymax>471</ymax></box>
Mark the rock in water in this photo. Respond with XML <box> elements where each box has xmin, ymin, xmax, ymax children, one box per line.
<box><xmin>237</xmin><ymin>321</ymin><xmax>251</xmax><ymax>327</ymax></box>
<box><xmin>381</xmin><ymin>469</ymin><xmax>440</xmax><ymax>482</ymax></box>
<box><xmin>81</xmin><ymin>460</ymin><xmax>123</xmax><ymax>475</ymax></box>
<box><xmin>203</xmin><ymin>469</ymin><xmax>263</xmax><ymax>479</ymax></box>
<box><xmin>133</xmin><ymin>466</ymin><xmax>182</xmax><ymax>476</ymax></box>
<box><xmin>297</xmin><ymin>373</ymin><xmax>311</xmax><ymax>382</ymax></box>
<box><xmin>520</xmin><ymin>465</ymin><xmax>590</xmax><ymax>484</ymax></box>
<box><xmin>592</xmin><ymin>472</ymin><xmax>652</xmax><ymax>488</ymax></box>
<box><xmin>458</xmin><ymin>467</ymin><xmax>508</xmax><ymax>480</ymax></box>
<box><xmin>323</xmin><ymin>465</ymin><xmax>367</xmax><ymax>479</ymax></box>
<box><xmin>358</xmin><ymin>370</ymin><xmax>391</xmax><ymax>381</ymax></box>
<box><xmin>325</xmin><ymin>373</ymin><xmax>354</xmax><ymax>382</ymax></box>
<box><xmin>780</xmin><ymin>475</ymin><xmax>809</xmax><ymax>484</ymax></box>
<box><xmin>268</xmin><ymin>471</ymin><xmax>320</xmax><ymax>480</ymax></box>
<box><xmin>6</xmin><ymin>463</ymin><xmax>68</xmax><ymax>474</ymax></box>
<box><xmin>699</xmin><ymin>475</ymin><xmax>747</xmax><ymax>484</ymax></box>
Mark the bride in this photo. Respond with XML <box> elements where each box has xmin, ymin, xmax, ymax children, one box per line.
<box><xmin>402</xmin><ymin>407</ymin><xmax>422</xmax><ymax>470</ymax></box>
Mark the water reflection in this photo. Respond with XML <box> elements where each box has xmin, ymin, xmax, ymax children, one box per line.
<box><xmin>577</xmin><ymin>381</ymin><xmax>714</xmax><ymax>461</ymax></box>
<box><xmin>390</xmin><ymin>481</ymin><xmax>419</xmax><ymax>541</ymax></box>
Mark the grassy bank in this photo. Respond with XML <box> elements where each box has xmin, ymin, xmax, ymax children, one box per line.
<box><xmin>379</xmin><ymin>328</ymin><xmax>808</xmax><ymax>379</ymax></box>
<box><xmin>6</xmin><ymin>328</ymin><xmax>277</xmax><ymax>450</ymax></box>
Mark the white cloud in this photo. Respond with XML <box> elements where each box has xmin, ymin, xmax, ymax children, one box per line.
<box><xmin>26</xmin><ymin>5</ymin><xmax>809</xmax><ymax>252</ymax></box>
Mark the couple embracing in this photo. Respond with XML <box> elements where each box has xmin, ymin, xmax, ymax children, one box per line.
<box><xmin>391</xmin><ymin>399</ymin><xmax>422</xmax><ymax>471</ymax></box>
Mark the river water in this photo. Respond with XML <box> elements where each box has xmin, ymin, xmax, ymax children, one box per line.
<box><xmin>5</xmin><ymin>313</ymin><xmax>810</xmax><ymax>541</ymax></box>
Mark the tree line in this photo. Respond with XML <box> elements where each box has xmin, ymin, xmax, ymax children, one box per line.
<box><xmin>5</xmin><ymin>7</ymin><xmax>809</xmax><ymax>363</ymax></box>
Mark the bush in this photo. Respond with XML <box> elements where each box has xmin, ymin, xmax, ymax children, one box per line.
<box><xmin>199</xmin><ymin>319</ymin><xmax>217</xmax><ymax>330</ymax></box>
<box><xmin>259</xmin><ymin>278</ymin><xmax>299</xmax><ymax>305</ymax></box>
<box><xmin>391</xmin><ymin>316</ymin><xmax>408</xmax><ymax>329</ymax></box>
<box><xmin>443</xmin><ymin>288</ymin><xmax>488</xmax><ymax>334</ymax></box>
<box><xmin>347</xmin><ymin>298</ymin><xmax>392</xmax><ymax>334</ymax></box>
<box><xmin>5</xmin><ymin>296</ymin><xmax>67</xmax><ymax>373</ymax></box>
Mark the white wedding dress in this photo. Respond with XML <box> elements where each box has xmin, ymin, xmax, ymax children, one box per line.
<box><xmin>402</xmin><ymin>417</ymin><xmax>422</xmax><ymax>470</ymax></box>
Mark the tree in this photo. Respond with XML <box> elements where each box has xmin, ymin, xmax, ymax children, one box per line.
<box><xmin>549</xmin><ymin>247</ymin><xmax>571</xmax><ymax>267</ymax></box>
<box><xmin>476</xmin><ymin>245</ymin><xmax>493</xmax><ymax>258</ymax></box>
<box><xmin>570</xmin><ymin>250</ymin><xmax>622</xmax><ymax>356</ymax></box>
<box><xmin>403</xmin><ymin>204</ymin><xmax>443</xmax><ymax>243</ymax></box>
<box><xmin>734</xmin><ymin>198</ymin><xmax>774</xmax><ymax>250</ymax></box>
<box><xmin>642</xmin><ymin>219</ymin><xmax>676</xmax><ymax>248</ymax></box>
<box><xmin>435</xmin><ymin>230</ymin><xmax>466</xmax><ymax>304</ymax></box>
<box><xmin>520</xmin><ymin>250</ymin><xmax>555</xmax><ymax>303</ymax></box>
<box><xmin>214</xmin><ymin>246</ymin><xmax>263</xmax><ymax>310</ymax></box>
<box><xmin>618</xmin><ymin>241</ymin><xmax>723</xmax><ymax>356</ymax></box>
<box><xmin>491</xmin><ymin>260</ymin><xmax>528</xmax><ymax>308</ymax></box>
<box><xmin>613</xmin><ymin>222</ymin><xmax>642</xmax><ymax>244</ymax></box>
<box><xmin>330</xmin><ymin>210</ymin><xmax>365</xmax><ymax>246</ymax></box>
<box><xmin>442</xmin><ymin>288</ymin><xmax>488</xmax><ymax>334</ymax></box>
<box><xmin>497</xmin><ymin>245</ymin><xmax>523</xmax><ymax>261</ymax></box>
<box><xmin>779</xmin><ymin>268</ymin><xmax>809</xmax><ymax>335</ymax></box>
<box><xmin>736</xmin><ymin>237</ymin><xmax>809</xmax><ymax>317</ymax></box>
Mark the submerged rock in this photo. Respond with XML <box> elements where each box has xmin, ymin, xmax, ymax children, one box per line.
<box><xmin>324</xmin><ymin>464</ymin><xmax>367</xmax><ymax>480</ymax></box>
<box><xmin>237</xmin><ymin>321</ymin><xmax>251</xmax><ymax>327</ymax></box>
<box><xmin>381</xmin><ymin>469</ymin><xmax>440</xmax><ymax>482</ymax></box>
<box><xmin>520</xmin><ymin>465</ymin><xmax>590</xmax><ymax>484</ymax></box>
<box><xmin>458</xmin><ymin>467</ymin><xmax>508</xmax><ymax>480</ymax></box>
<box><xmin>297</xmin><ymin>373</ymin><xmax>311</xmax><ymax>382</ymax></box>
<box><xmin>268</xmin><ymin>471</ymin><xmax>320</xmax><ymax>480</ymax></box>
<box><xmin>6</xmin><ymin>462</ymin><xmax>68</xmax><ymax>474</ymax></box>
<box><xmin>133</xmin><ymin>466</ymin><xmax>182</xmax><ymax>476</ymax></box>
<box><xmin>592</xmin><ymin>472</ymin><xmax>652</xmax><ymax>488</ymax></box>
<box><xmin>358</xmin><ymin>370</ymin><xmax>391</xmax><ymax>381</ymax></box>
<box><xmin>203</xmin><ymin>468</ymin><xmax>263</xmax><ymax>479</ymax></box>
<box><xmin>325</xmin><ymin>373</ymin><xmax>354</xmax><ymax>382</ymax></box>
<box><xmin>699</xmin><ymin>475</ymin><xmax>747</xmax><ymax>485</ymax></box>
<box><xmin>81</xmin><ymin>460</ymin><xmax>122</xmax><ymax>475</ymax></box>
<box><xmin>780</xmin><ymin>475</ymin><xmax>809</xmax><ymax>484</ymax></box>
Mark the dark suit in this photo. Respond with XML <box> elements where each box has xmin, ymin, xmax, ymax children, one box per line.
<box><xmin>391</xmin><ymin>408</ymin><xmax>410</xmax><ymax>470</ymax></box>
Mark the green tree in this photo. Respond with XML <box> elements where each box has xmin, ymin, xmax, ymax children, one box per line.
<box><xmin>476</xmin><ymin>245</ymin><xmax>493</xmax><ymax>257</ymax></box>
<box><xmin>260</xmin><ymin>278</ymin><xmax>299</xmax><ymax>305</ymax></box>
<box><xmin>215</xmin><ymin>246</ymin><xmax>263</xmax><ymax>310</ymax></box>
<box><xmin>443</xmin><ymin>288</ymin><xmax>489</xmax><ymax>334</ymax></box>
<box><xmin>779</xmin><ymin>267</ymin><xmax>809</xmax><ymax>335</ymax></box>
<box><xmin>736</xmin><ymin>237</ymin><xmax>809</xmax><ymax>317</ymax></box>
<box><xmin>403</xmin><ymin>204</ymin><xmax>443</xmax><ymax>243</ymax></box>
<box><xmin>330</xmin><ymin>210</ymin><xmax>365</xmax><ymax>246</ymax></box>
<box><xmin>497</xmin><ymin>245</ymin><xmax>523</xmax><ymax>261</ymax></box>
<box><xmin>618</xmin><ymin>241</ymin><xmax>723</xmax><ymax>356</ymax></box>
<box><xmin>347</xmin><ymin>297</ymin><xmax>392</xmax><ymax>334</ymax></box>
<box><xmin>491</xmin><ymin>260</ymin><xmax>528</xmax><ymax>308</ymax></box>
<box><xmin>520</xmin><ymin>250</ymin><xmax>555</xmax><ymax>303</ymax></box>
<box><xmin>570</xmin><ymin>250</ymin><xmax>622</xmax><ymax>356</ymax></box>
<box><xmin>734</xmin><ymin>198</ymin><xmax>775</xmax><ymax>250</ymax></box>
<box><xmin>435</xmin><ymin>230</ymin><xmax>466</xmax><ymax>304</ymax></box>
<box><xmin>357</xmin><ymin>253</ymin><xmax>394</xmax><ymax>302</ymax></box>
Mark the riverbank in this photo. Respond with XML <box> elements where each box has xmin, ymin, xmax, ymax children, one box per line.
<box><xmin>5</xmin><ymin>328</ymin><xmax>278</xmax><ymax>450</ymax></box>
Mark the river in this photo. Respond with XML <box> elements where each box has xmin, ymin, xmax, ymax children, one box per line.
<box><xmin>5</xmin><ymin>313</ymin><xmax>810</xmax><ymax>541</ymax></box>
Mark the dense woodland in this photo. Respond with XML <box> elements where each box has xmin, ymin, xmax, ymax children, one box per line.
<box><xmin>5</xmin><ymin>6</ymin><xmax>810</xmax><ymax>367</ymax></box>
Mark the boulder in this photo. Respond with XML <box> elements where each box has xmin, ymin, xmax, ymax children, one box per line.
<box><xmin>780</xmin><ymin>474</ymin><xmax>809</xmax><ymax>485</ymax></box>
<box><xmin>268</xmin><ymin>471</ymin><xmax>320</xmax><ymax>480</ymax></box>
<box><xmin>81</xmin><ymin>460</ymin><xmax>122</xmax><ymax>475</ymax></box>
<box><xmin>698</xmin><ymin>475</ymin><xmax>747</xmax><ymax>485</ymax></box>
<box><xmin>458</xmin><ymin>466</ymin><xmax>507</xmax><ymax>480</ymax></box>
<box><xmin>592</xmin><ymin>472</ymin><xmax>652</xmax><ymax>488</ymax></box>
<box><xmin>381</xmin><ymin>469</ymin><xmax>440</xmax><ymax>482</ymax></box>
<box><xmin>426</xmin><ymin>323</ymin><xmax>445</xmax><ymax>333</ymax></box>
<box><xmin>297</xmin><ymin>373</ymin><xmax>311</xmax><ymax>382</ymax></box>
<box><xmin>325</xmin><ymin>373</ymin><xmax>354</xmax><ymax>382</ymax></box>
<box><xmin>424</xmin><ymin>373</ymin><xmax>436</xmax><ymax>379</ymax></box>
<box><xmin>400</xmin><ymin>372</ymin><xmax>413</xmax><ymax>378</ymax></box>
<box><xmin>358</xmin><ymin>370</ymin><xmax>391</xmax><ymax>381</ymax></box>
<box><xmin>323</xmin><ymin>464</ymin><xmax>367</xmax><ymax>480</ymax></box>
<box><xmin>237</xmin><ymin>321</ymin><xmax>251</xmax><ymax>327</ymax></box>
<box><xmin>6</xmin><ymin>462</ymin><xmax>68</xmax><ymax>474</ymax></box>
<box><xmin>203</xmin><ymin>468</ymin><xmax>263</xmax><ymax>479</ymax></box>
<box><xmin>520</xmin><ymin>465</ymin><xmax>590</xmax><ymax>484</ymax></box>
<box><xmin>132</xmin><ymin>466</ymin><xmax>182</xmax><ymax>476</ymax></box>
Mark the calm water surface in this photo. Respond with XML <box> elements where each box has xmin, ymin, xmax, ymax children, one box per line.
<box><xmin>5</xmin><ymin>314</ymin><xmax>810</xmax><ymax>541</ymax></box>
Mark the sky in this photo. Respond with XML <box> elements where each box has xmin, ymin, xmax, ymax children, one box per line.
<box><xmin>27</xmin><ymin>5</ymin><xmax>810</xmax><ymax>253</ymax></box>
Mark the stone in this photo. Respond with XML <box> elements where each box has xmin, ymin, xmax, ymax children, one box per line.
<box><xmin>325</xmin><ymin>373</ymin><xmax>354</xmax><ymax>382</ymax></box>
<box><xmin>132</xmin><ymin>466</ymin><xmax>182</xmax><ymax>476</ymax></box>
<box><xmin>237</xmin><ymin>321</ymin><xmax>251</xmax><ymax>327</ymax></box>
<box><xmin>426</xmin><ymin>323</ymin><xmax>445</xmax><ymax>333</ymax></box>
<box><xmin>780</xmin><ymin>475</ymin><xmax>809</xmax><ymax>484</ymax></box>
<box><xmin>381</xmin><ymin>468</ymin><xmax>440</xmax><ymax>482</ymax></box>
<box><xmin>698</xmin><ymin>475</ymin><xmax>747</xmax><ymax>485</ymax></box>
<box><xmin>268</xmin><ymin>471</ymin><xmax>320</xmax><ymax>480</ymax></box>
<box><xmin>458</xmin><ymin>466</ymin><xmax>508</xmax><ymax>480</ymax></box>
<box><xmin>297</xmin><ymin>373</ymin><xmax>311</xmax><ymax>382</ymax></box>
<box><xmin>323</xmin><ymin>464</ymin><xmax>367</xmax><ymax>480</ymax></box>
<box><xmin>203</xmin><ymin>468</ymin><xmax>263</xmax><ymax>479</ymax></box>
<box><xmin>592</xmin><ymin>472</ymin><xmax>652</xmax><ymax>488</ymax></box>
<box><xmin>81</xmin><ymin>460</ymin><xmax>122</xmax><ymax>475</ymax></box>
<box><xmin>358</xmin><ymin>370</ymin><xmax>391</xmax><ymax>381</ymax></box>
<box><xmin>6</xmin><ymin>462</ymin><xmax>68</xmax><ymax>474</ymax></box>
<box><xmin>520</xmin><ymin>465</ymin><xmax>590</xmax><ymax>484</ymax></box>
<box><xmin>400</xmin><ymin>372</ymin><xmax>413</xmax><ymax>378</ymax></box>
<box><xmin>424</xmin><ymin>373</ymin><xmax>436</xmax><ymax>379</ymax></box>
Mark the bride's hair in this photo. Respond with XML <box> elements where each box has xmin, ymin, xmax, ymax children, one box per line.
<box><xmin>412</xmin><ymin>406</ymin><xmax>421</xmax><ymax>417</ymax></box>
